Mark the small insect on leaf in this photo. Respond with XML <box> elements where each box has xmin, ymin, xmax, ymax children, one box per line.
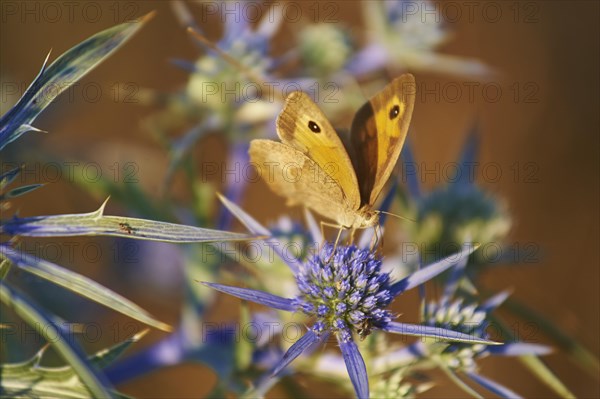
<box><xmin>118</xmin><ymin>222</ymin><xmax>135</xmax><ymax>235</ymax></box>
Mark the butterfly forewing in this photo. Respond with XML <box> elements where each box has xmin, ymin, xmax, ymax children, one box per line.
<box><xmin>276</xmin><ymin>91</ymin><xmax>361</xmax><ymax>211</ymax></box>
<box><xmin>350</xmin><ymin>74</ymin><xmax>416</xmax><ymax>206</ymax></box>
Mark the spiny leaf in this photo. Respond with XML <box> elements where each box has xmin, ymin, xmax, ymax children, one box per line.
<box><xmin>1</xmin><ymin>198</ymin><xmax>259</xmax><ymax>242</ymax></box>
<box><xmin>89</xmin><ymin>329</ymin><xmax>149</xmax><ymax>370</ymax></box>
<box><xmin>0</xmin><ymin>282</ymin><xmax>114</xmax><ymax>398</ymax></box>
<box><xmin>0</xmin><ymin>184</ymin><xmax>44</xmax><ymax>201</ymax></box>
<box><xmin>0</xmin><ymin>245</ymin><xmax>171</xmax><ymax>332</ymax></box>
<box><xmin>0</xmin><ymin>12</ymin><xmax>155</xmax><ymax>150</ymax></box>
<box><xmin>0</xmin><ymin>166</ymin><xmax>23</xmax><ymax>189</ymax></box>
<box><xmin>0</xmin><ymin>324</ymin><xmax>144</xmax><ymax>398</ymax></box>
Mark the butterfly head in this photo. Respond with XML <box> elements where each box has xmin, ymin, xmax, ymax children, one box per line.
<box><xmin>356</xmin><ymin>208</ymin><xmax>379</xmax><ymax>229</ymax></box>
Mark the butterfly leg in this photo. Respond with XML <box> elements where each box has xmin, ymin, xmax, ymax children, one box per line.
<box><xmin>348</xmin><ymin>228</ymin><xmax>357</xmax><ymax>245</ymax></box>
<box><xmin>332</xmin><ymin>226</ymin><xmax>345</xmax><ymax>252</ymax></box>
<box><xmin>319</xmin><ymin>221</ymin><xmax>346</xmax><ymax>263</ymax></box>
<box><xmin>369</xmin><ymin>224</ymin><xmax>384</xmax><ymax>253</ymax></box>
<box><xmin>319</xmin><ymin>221</ymin><xmax>326</xmax><ymax>249</ymax></box>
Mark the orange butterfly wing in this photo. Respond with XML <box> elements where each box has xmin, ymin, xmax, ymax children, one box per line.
<box><xmin>350</xmin><ymin>74</ymin><xmax>416</xmax><ymax>206</ymax></box>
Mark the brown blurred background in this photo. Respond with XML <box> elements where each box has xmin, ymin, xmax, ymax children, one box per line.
<box><xmin>1</xmin><ymin>1</ymin><xmax>598</xmax><ymax>397</ymax></box>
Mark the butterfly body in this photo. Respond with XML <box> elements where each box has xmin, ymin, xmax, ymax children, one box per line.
<box><xmin>340</xmin><ymin>207</ymin><xmax>379</xmax><ymax>230</ymax></box>
<box><xmin>249</xmin><ymin>74</ymin><xmax>416</xmax><ymax>232</ymax></box>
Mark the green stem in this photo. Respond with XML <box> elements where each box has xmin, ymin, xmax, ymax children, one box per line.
<box><xmin>439</xmin><ymin>363</ymin><xmax>483</xmax><ymax>399</ymax></box>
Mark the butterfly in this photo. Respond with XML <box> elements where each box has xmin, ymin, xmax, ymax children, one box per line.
<box><xmin>249</xmin><ymin>74</ymin><xmax>416</xmax><ymax>233</ymax></box>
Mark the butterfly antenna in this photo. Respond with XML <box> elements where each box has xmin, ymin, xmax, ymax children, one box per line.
<box><xmin>186</xmin><ymin>27</ymin><xmax>284</xmax><ymax>101</ymax></box>
<box><xmin>377</xmin><ymin>210</ymin><xmax>416</xmax><ymax>223</ymax></box>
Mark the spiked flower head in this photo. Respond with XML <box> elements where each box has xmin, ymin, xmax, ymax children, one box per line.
<box><xmin>347</xmin><ymin>1</ymin><xmax>491</xmax><ymax>78</ymax></box>
<box><xmin>371</xmin><ymin>369</ymin><xmax>428</xmax><ymax>399</ymax></box>
<box><xmin>204</xmin><ymin>197</ymin><xmax>502</xmax><ymax>399</ymax></box>
<box><xmin>412</xmin><ymin>184</ymin><xmax>511</xmax><ymax>260</ymax></box>
<box><xmin>181</xmin><ymin>2</ymin><xmax>281</xmax><ymax>113</ymax></box>
<box><xmin>385</xmin><ymin>0</ymin><xmax>447</xmax><ymax>51</ymax></box>
<box><xmin>299</xmin><ymin>23</ymin><xmax>353</xmax><ymax>77</ymax></box>
<box><xmin>424</xmin><ymin>298</ymin><xmax>489</xmax><ymax>372</ymax></box>
<box><xmin>392</xmin><ymin>250</ymin><xmax>553</xmax><ymax>399</ymax></box>
<box><xmin>402</xmin><ymin>132</ymin><xmax>511</xmax><ymax>265</ymax></box>
<box><xmin>186</xmin><ymin>38</ymin><xmax>273</xmax><ymax>113</ymax></box>
<box><xmin>294</xmin><ymin>244</ymin><xmax>392</xmax><ymax>341</ymax></box>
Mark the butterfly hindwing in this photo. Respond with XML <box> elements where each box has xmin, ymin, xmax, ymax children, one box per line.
<box><xmin>276</xmin><ymin>91</ymin><xmax>361</xmax><ymax>211</ymax></box>
<box><xmin>350</xmin><ymin>74</ymin><xmax>416</xmax><ymax>206</ymax></box>
<box><xmin>249</xmin><ymin>139</ymin><xmax>353</xmax><ymax>223</ymax></box>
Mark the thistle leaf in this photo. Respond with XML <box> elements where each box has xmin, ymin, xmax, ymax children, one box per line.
<box><xmin>89</xmin><ymin>329</ymin><xmax>148</xmax><ymax>370</ymax></box>
<box><xmin>0</xmin><ymin>184</ymin><xmax>44</xmax><ymax>201</ymax></box>
<box><xmin>0</xmin><ymin>319</ymin><xmax>145</xmax><ymax>398</ymax></box>
<box><xmin>0</xmin><ymin>166</ymin><xmax>23</xmax><ymax>189</ymax></box>
<box><xmin>0</xmin><ymin>245</ymin><xmax>171</xmax><ymax>332</ymax></box>
<box><xmin>0</xmin><ymin>282</ymin><xmax>114</xmax><ymax>398</ymax></box>
<box><xmin>0</xmin><ymin>12</ymin><xmax>155</xmax><ymax>150</ymax></box>
<box><xmin>1</xmin><ymin>198</ymin><xmax>257</xmax><ymax>242</ymax></box>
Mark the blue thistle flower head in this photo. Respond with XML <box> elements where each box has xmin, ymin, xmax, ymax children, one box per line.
<box><xmin>423</xmin><ymin>298</ymin><xmax>491</xmax><ymax>372</ymax></box>
<box><xmin>347</xmin><ymin>1</ymin><xmax>491</xmax><ymax>77</ymax></box>
<box><xmin>413</xmin><ymin>183</ymin><xmax>511</xmax><ymax>258</ymax></box>
<box><xmin>298</xmin><ymin>23</ymin><xmax>354</xmax><ymax>77</ymax></box>
<box><xmin>371</xmin><ymin>368</ymin><xmax>431</xmax><ymax>398</ymax></box>
<box><xmin>181</xmin><ymin>2</ymin><xmax>281</xmax><ymax>113</ymax></box>
<box><xmin>294</xmin><ymin>244</ymin><xmax>392</xmax><ymax>341</ymax></box>
<box><xmin>159</xmin><ymin>2</ymin><xmax>287</xmax><ymax>137</ymax></box>
<box><xmin>403</xmin><ymin>130</ymin><xmax>511</xmax><ymax>264</ymax></box>
<box><xmin>411</xmin><ymin>291</ymin><xmax>552</xmax><ymax>398</ymax></box>
<box><xmin>202</xmin><ymin>196</ymin><xmax>502</xmax><ymax>399</ymax></box>
<box><xmin>371</xmin><ymin>249</ymin><xmax>554</xmax><ymax>398</ymax></box>
<box><xmin>384</xmin><ymin>0</ymin><xmax>447</xmax><ymax>51</ymax></box>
